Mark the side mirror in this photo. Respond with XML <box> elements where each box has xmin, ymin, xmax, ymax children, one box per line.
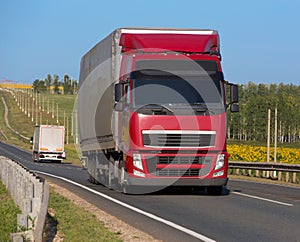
<box><xmin>225</xmin><ymin>82</ymin><xmax>239</xmax><ymax>112</ymax></box>
<box><xmin>230</xmin><ymin>103</ymin><xmax>239</xmax><ymax>113</ymax></box>
<box><xmin>230</xmin><ymin>84</ymin><xmax>239</xmax><ymax>104</ymax></box>
<box><xmin>115</xmin><ymin>83</ymin><xmax>123</xmax><ymax>102</ymax></box>
<box><xmin>114</xmin><ymin>83</ymin><xmax>124</xmax><ymax>111</ymax></box>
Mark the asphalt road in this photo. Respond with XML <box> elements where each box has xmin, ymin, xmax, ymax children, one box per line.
<box><xmin>1</xmin><ymin>141</ymin><xmax>300</xmax><ymax>242</ymax></box>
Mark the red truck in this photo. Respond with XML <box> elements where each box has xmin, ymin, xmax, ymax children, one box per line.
<box><xmin>78</xmin><ymin>28</ymin><xmax>239</xmax><ymax>194</ymax></box>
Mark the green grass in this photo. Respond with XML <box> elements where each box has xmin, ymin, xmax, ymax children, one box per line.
<box><xmin>0</xmin><ymin>91</ymin><xmax>35</xmax><ymax>150</ymax></box>
<box><xmin>0</xmin><ymin>90</ymin><xmax>81</xmax><ymax>165</ymax></box>
<box><xmin>48</xmin><ymin>188</ymin><xmax>122</xmax><ymax>242</ymax></box>
<box><xmin>0</xmin><ymin>181</ymin><xmax>21</xmax><ymax>241</ymax></box>
<box><xmin>65</xmin><ymin>143</ymin><xmax>81</xmax><ymax>165</ymax></box>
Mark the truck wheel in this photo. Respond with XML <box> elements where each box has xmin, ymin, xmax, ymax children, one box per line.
<box><xmin>207</xmin><ymin>186</ymin><xmax>223</xmax><ymax>195</ymax></box>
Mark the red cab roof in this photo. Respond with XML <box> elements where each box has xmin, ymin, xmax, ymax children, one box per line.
<box><xmin>119</xmin><ymin>29</ymin><xmax>219</xmax><ymax>53</ymax></box>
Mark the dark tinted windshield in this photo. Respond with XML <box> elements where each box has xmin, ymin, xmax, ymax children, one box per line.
<box><xmin>133</xmin><ymin>77</ymin><xmax>223</xmax><ymax>106</ymax></box>
<box><xmin>132</xmin><ymin>60</ymin><xmax>224</xmax><ymax>109</ymax></box>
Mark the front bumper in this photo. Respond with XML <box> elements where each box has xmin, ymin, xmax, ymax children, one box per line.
<box><xmin>127</xmin><ymin>177</ymin><xmax>228</xmax><ymax>187</ymax></box>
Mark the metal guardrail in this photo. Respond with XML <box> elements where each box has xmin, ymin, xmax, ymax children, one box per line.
<box><xmin>229</xmin><ymin>161</ymin><xmax>300</xmax><ymax>183</ymax></box>
<box><xmin>0</xmin><ymin>156</ymin><xmax>49</xmax><ymax>242</ymax></box>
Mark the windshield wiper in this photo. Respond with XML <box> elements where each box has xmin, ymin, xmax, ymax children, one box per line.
<box><xmin>189</xmin><ymin>103</ymin><xmax>217</xmax><ymax>115</ymax></box>
<box><xmin>136</xmin><ymin>103</ymin><xmax>174</xmax><ymax>114</ymax></box>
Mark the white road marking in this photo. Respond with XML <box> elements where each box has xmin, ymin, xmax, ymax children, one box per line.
<box><xmin>232</xmin><ymin>191</ymin><xmax>293</xmax><ymax>207</ymax></box>
<box><xmin>35</xmin><ymin>171</ymin><xmax>216</xmax><ymax>242</ymax></box>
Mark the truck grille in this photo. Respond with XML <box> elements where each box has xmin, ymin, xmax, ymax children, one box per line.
<box><xmin>146</xmin><ymin>156</ymin><xmax>212</xmax><ymax>177</ymax></box>
<box><xmin>142</xmin><ymin>130</ymin><xmax>215</xmax><ymax>148</ymax></box>
<box><xmin>157</xmin><ymin>169</ymin><xmax>200</xmax><ymax>177</ymax></box>
<box><xmin>157</xmin><ymin>156</ymin><xmax>205</xmax><ymax>164</ymax></box>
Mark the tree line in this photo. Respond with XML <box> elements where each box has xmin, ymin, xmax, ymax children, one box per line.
<box><xmin>32</xmin><ymin>74</ymin><xmax>78</xmax><ymax>94</ymax></box>
<box><xmin>227</xmin><ymin>82</ymin><xmax>300</xmax><ymax>143</ymax></box>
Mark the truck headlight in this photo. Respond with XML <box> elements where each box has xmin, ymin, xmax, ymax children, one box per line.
<box><xmin>213</xmin><ymin>170</ymin><xmax>224</xmax><ymax>177</ymax></box>
<box><xmin>133</xmin><ymin>169</ymin><xmax>145</xmax><ymax>177</ymax></box>
<box><xmin>133</xmin><ymin>154</ymin><xmax>143</xmax><ymax>170</ymax></box>
<box><xmin>215</xmin><ymin>154</ymin><xmax>225</xmax><ymax>170</ymax></box>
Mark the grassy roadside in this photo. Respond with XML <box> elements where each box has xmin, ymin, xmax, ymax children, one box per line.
<box><xmin>0</xmin><ymin>90</ymin><xmax>81</xmax><ymax>165</ymax></box>
<box><xmin>46</xmin><ymin>188</ymin><xmax>122</xmax><ymax>242</ymax></box>
<box><xmin>0</xmin><ymin>181</ymin><xmax>122</xmax><ymax>242</ymax></box>
<box><xmin>0</xmin><ymin>90</ymin><xmax>124</xmax><ymax>241</ymax></box>
<box><xmin>0</xmin><ymin>181</ymin><xmax>21</xmax><ymax>241</ymax></box>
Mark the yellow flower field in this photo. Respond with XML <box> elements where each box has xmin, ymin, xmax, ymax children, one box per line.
<box><xmin>227</xmin><ymin>144</ymin><xmax>300</xmax><ymax>164</ymax></box>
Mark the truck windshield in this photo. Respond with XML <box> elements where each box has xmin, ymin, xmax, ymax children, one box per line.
<box><xmin>132</xmin><ymin>76</ymin><xmax>224</xmax><ymax>110</ymax></box>
<box><xmin>132</xmin><ymin>59</ymin><xmax>225</xmax><ymax>113</ymax></box>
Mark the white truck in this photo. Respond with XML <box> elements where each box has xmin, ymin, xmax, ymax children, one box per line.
<box><xmin>32</xmin><ymin>125</ymin><xmax>66</xmax><ymax>162</ymax></box>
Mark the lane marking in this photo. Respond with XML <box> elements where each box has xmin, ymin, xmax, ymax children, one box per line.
<box><xmin>35</xmin><ymin>171</ymin><xmax>216</xmax><ymax>242</ymax></box>
<box><xmin>232</xmin><ymin>191</ymin><xmax>293</xmax><ymax>207</ymax></box>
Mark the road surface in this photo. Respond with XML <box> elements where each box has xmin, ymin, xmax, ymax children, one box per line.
<box><xmin>0</xmin><ymin>141</ymin><xmax>299</xmax><ymax>242</ymax></box>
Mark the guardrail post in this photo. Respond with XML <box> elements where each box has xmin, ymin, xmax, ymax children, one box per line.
<box><xmin>255</xmin><ymin>170</ymin><xmax>259</xmax><ymax>177</ymax></box>
<box><xmin>270</xmin><ymin>171</ymin><xmax>274</xmax><ymax>179</ymax></box>
<box><xmin>236</xmin><ymin>168</ymin><xmax>240</xmax><ymax>175</ymax></box>
<box><xmin>292</xmin><ymin>172</ymin><xmax>297</xmax><ymax>183</ymax></box>
<box><xmin>278</xmin><ymin>171</ymin><xmax>282</xmax><ymax>181</ymax></box>
<box><xmin>17</xmin><ymin>214</ymin><xmax>28</xmax><ymax>229</ymax></box>
<box><xmin>285</xmin><ymin>172</ymin><xmax>289</xmax><ymax>182</ymax></box>
<box><xmin>271</xmin><ymin>171</ymin><xmax>277</xmax><ymax>179</ymax></box>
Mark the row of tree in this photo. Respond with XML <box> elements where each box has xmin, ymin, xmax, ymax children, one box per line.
<box><xmin>32</xmin><ymin>74</ymin><xmax>78</xmax><ymax>94</ymax></box>
<box><xmin>227</xmin><ymin>82</ymin><xmax>300</xmax><ymax>143</ymax></box>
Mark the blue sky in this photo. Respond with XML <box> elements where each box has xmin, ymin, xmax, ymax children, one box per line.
<box><xmin>1</xmin><ymin>0</ymin><xmax>300</xmax><ymax>85</ymax></box>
